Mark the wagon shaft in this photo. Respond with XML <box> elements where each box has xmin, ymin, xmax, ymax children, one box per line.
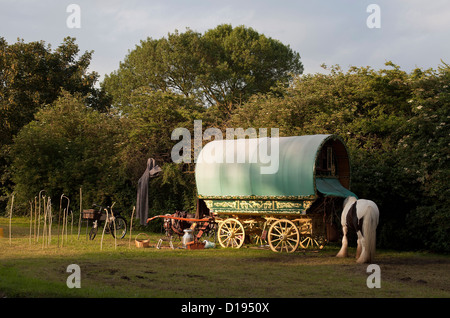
<box><xmin>146</xmin><ymin>215</ymin><xmax>212</xmax><ymax>223</ymax></box>
<box><xmin>147</xmin><ymin>213</ymin><xmax>216</xmax><ymax>242</ymax></box>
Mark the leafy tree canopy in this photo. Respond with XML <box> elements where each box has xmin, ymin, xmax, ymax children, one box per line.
<box><xmin>0</xmin><ymin>37</ymin><xmax>110</xmax><ymax>210</ymax></box>
<box><xmin>0</xmin><ymin>36</ymin><xmax>106</xmax><ymax>146</ymax></box>
<box><xmin>102</xmin><ymin>24</ymin><xmax>303</xmax><ymax>118</ymax></box>
<box><xmin>10</xmin><ymin>91</ymin><xmax>126</xmax><ymax>211</ymax></box>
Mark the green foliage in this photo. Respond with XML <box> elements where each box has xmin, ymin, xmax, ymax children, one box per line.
<box><xmin>2</xmin><ymin>26</ymin><xmax>448</xmax><ymax>252</ymax></box>
<box><xmin>103</xmin><ymin>24</ymin><xmax>303</xmax><ymax>120</ymax></box>
<box><xmin>10</xmin><ymin>91</ymin><xmax>128</xmax><ymax>213</ymax></box>
<box><xmin>0</xmin><ymin>37</ymin><xmax>103</xmax><ymax>145</ymax></box>
<box><xmin>230</xmin><ymin>61</ymin><xmax>450</xmax><ymax>252</ymax></box>
<box><xmin>124</xmin><ymin>89</ymin><xmax>204</xmax><ymax>163</ymax></box>
<box><xmin>0</xmin><ymin>37</ymin><xmax>109</xmax><ymax>213</ymax></box>
<box><xmin>117</xmin><ymin>90</ymin><xmax>202</xmax><ymax>224</ymax></box>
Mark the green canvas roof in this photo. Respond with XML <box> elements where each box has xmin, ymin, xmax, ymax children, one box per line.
<box><xmin>195</xmin><ymin>134</ymin><xmax>356</xmax><ymax>199</ymax></box>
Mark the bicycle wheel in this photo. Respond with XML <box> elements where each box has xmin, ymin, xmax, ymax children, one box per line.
<box><xmin>110</xmin><ymin>216</ymin><xmax>127</xmax><ymax>239</ymax></box>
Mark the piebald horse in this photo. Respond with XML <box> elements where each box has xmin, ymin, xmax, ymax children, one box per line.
<box><xmin>337</xmin><ymin>196</ymin><xmax>379</xmax><ymax>263</ymax></box>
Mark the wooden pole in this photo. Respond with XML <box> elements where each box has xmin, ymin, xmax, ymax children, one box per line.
<box><xmin>100</xmin><ymin>208</ymin><xmax>109</xmax><ymax>251</ymax></box>
<box><xmin>9</xmin><ymin>194</ymin><xmax>14</xmax><ymax>246</ymax></box>
<box><xmin>58</xmin><ymin>194</ymin><xmax>70</xmax><ymax>247</ymax></box>
<box><xmin>64</xmin><ymin>196</ymin><xmax>70</xmax><ymax>244</ymax></box>
<box><xmin>37</xmin><ymin>195</ymin><xmax>41</xmax><ymax>243</ymax></box>
<box><xmin>109</xmin><ymin>203</ymin><xmax>116</xmax><ymax>250</ymax></box>
<box><xmin>129</xmin><ymin>206</ymin><xmax>135</xmax><ymax>248</ymax></box>
<box><xmin>61</xmin><ymin>208</ymin><xmax>66</xmax><ymax>247</ymax></box>
<box><xmin>37</xmin><ymin>190</ymin><xmax>45</xmax><ymax>243</ymax></box>
<box><xmin>58</xmin><ymin>194</ymin><xmax>62</xmax><ymax>247</ymax></box>
<box><xmin>77</xmin><ymin>187</ymin><xmax>82</xmax><ymax>240</ymax></box>
<box><xmin>34</xmin><ymin>196</ymin><xmax>37</xmax><ymax>242</ymax></box>
<box><xmin>42</xmin><ymin>196</ymin><xmax>47</xmax><ymax>248</ymax></box>
<box><xmin>48</xmin><ymin>197</ymin><xmax>52</xmax><ymax>246</ymax></box>
<box><xmin>29</xmin><ymin>201</ymin><xmax>33</xmax><ymax>245</ymax></box>
<box><xmin>111</xmin><ymin>203</ymin><xmax>117</xmax><ymax>250</ymax></box>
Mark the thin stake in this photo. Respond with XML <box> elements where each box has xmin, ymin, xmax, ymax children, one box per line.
<box><xmin>61</xmin><ymin>208</ymin><xmax>66</xmax><ymax>247</ymax></box>
<box><xmin>37</xmin><ymin>195</ymin><xmax>41</xmax><ymax>243</ymax></box>
<box><xmin>29</xmin><ymin>201</ymin><xmax>33</xmax><ymax>245</ymax></box>
<box><xmin>70</xmin><ymin>209</ymin><xmax>73</xmax><ymax>237</ymax></box>
<box><xmin>34</xmin><ymin>196</ymin><xmax>37</xmax><ymax>242</ymax></box>
<box><xmin>111</xmin><ymin>203</ymin><xmax>117</xmax><ymax>250</ymax></box>
<box><xmin>77</xmin><ymin>187</ymin><xmax>82</xmax><ymax>240</ymax></box>
<box><xmin>42</xmin><ymin>196</ymin><xmax>47</xmax><ymax>249</ymax></box>
<box><xmin>48</xmin><ymin>197</ymin><xmax>52</xmax><ymax>245</ymax></box>
<box><xmin>64</xmin><ymin>196</ymin><xmax>70</xmax><ymax>244</ymax></box>
<box><xmin>129</xmin><ymin>206</ymin><xmax>135</xmax><ymax>248</ymax></box>
<box><xmin>37</xmin><ymin>190</ymin><xmax>45</xmax><ymax>243</ymax></box>
<box><xmin>100</xmin><ymin>208</ymin><xmax>109</xmax><ymax>251</ymax></box>
<box><xmin>58</xmin><ymin>194</ymin><xmax>62</xmax><ymax>247</ymax></box>
<box><xmin>9</xmin><ymin>194</ymin><xmax>14</xmax><ymax>245</ymax></box>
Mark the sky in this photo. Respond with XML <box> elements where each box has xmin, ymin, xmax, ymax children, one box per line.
<box><xmin>1</xmin><ymin>0</ymin><xmax>449</xmax><ymax>84</ymax></box>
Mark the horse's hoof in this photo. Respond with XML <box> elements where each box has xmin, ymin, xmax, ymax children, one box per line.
<box><xmin>356</xmin><ymin>257</ymin><xmax>369</xmax><ymax>264</ymax></box>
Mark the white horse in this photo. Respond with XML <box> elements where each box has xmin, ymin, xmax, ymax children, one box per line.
<box><xmin>336</xmin><ymin>196</ymin><xmax>379</xmax><ymax>263</ymax></box>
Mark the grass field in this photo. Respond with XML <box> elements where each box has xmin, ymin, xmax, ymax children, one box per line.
<box><xmin>1</xmin><ymin>217</ymin><xmax>449</xmax><ymax>299</ymax></box>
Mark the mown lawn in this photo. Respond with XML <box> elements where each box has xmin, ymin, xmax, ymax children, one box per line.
<box><xmin>1</xmin><ymin>217</ymin><xmax>449</xmax><ymax>298</ymax></box>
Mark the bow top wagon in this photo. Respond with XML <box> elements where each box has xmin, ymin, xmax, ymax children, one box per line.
<box><xmin>194</xmin><ymin>134</ymin><xmax>357</xmax><ymax>252</ymax></box>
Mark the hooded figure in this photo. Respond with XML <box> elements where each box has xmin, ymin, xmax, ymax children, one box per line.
<box><xmin>136</xmin><ymin>158</ymin><xmax>161</xmax><ymax>225</ymax></box>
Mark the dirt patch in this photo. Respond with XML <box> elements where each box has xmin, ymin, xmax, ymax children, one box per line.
<box><xmin>338</xmin><ymin>252</ymin><xmax>450</xmax><ymax>294</ymax></box>
<box><xmin>378</xmin><ymin>255</ymin><xmax>450</xmax><ymax>293</ymax></box>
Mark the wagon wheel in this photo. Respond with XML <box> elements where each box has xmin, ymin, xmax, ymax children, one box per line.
<box><xmin>300</xmin><ymin>235</ymin><xmax>325</xmax><ymax>250</ymax></box>
<box><xmin>217</xmin><ymin>218</ymin><xmax>245</xmax><ymax>248</ymax></box>
<box><xmin>268</xmin><ymin>219</ymin><xmax>300</xmax><ymax>253</ymax></box>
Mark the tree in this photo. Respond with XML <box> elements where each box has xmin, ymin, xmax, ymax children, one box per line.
<box><xmin>399</xmin><ymin>63</ymin><xmax>450</xmax><ymax>252</ymax></box>
<box><xmin>102</xmin><ymin>24</ymin><xmax>303</xmax><ymax>118</ymax></box>
<box><xmin>229</xmin><ymin>61</ymin><xmax>450</xmax><ymax>252</ymax></box>
<box><xmin>10</xmin><ymin>91</ymin><xmax>127</xmax><ymax>213</ymax></box>
<box><xmin>0</xmin><ymin>37</ymin><xmax>105</xmax><ymax>146</ymax></box>
<box><xmin>117</xmin><ymin>90</ymin><xmax>205</xmax><ymax>220</ymax></box>
<box><xmin>0</xmin><ymin>37</ymin><xmax>108</xmax><ymax>211</ymax></box>
<box><xmin>121</xmin><ymin>88</ymin><xmax>205</xmax><ymax>179</ymax></box>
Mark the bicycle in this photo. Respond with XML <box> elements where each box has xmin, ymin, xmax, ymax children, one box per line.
<box><xmin>84</xmin><ymin>204</ymin><xmax>128</xmax><ymax>240</ymax></box>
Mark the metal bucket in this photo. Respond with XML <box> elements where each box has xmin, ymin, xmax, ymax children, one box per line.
<box><xmin>182</xmin><ymin>229</ymin><xmax>194</xmax><ymax>248</ymax></box>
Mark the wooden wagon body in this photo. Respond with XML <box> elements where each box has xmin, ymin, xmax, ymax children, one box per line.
<box><xmin>195</xmin><ymin>134</ymin><xmax>357</xmax><ymax>252</ymax></box>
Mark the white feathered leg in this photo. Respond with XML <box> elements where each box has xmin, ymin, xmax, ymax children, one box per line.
<box><xmin>356</xmin><ymin>232</ymin><xmax>362</xmax><ymax>259</ymax></box>
<box><xmin>336</xmin><ymin>225</ymin><xmax>348</xmax><ymax>258</ymax></box>
<box><xmin>356</xmin><ymin>231</ymin><xmax>368</xmax><ymax>263</ymax></box>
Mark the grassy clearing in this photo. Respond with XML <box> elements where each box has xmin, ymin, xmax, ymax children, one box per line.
<box><xmin>1</xmin><ymin>217</ymin><xmax>449</xmax><ymax>298</ymax></box>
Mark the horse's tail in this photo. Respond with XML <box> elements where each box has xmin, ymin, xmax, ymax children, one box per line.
<box><xmin>362</xmin><ymin>202</ymin><xmax>379</xmax><ymax>262</ymax></box>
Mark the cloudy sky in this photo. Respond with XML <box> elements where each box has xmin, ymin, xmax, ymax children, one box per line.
<box><xmin>1</xmin><ymin>0</ymin><xmax>449</xmax><ymax>83</ymax></box>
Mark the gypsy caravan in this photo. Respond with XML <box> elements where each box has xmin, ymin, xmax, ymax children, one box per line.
<box><xmin>195</xmin><ymin>134</ymin><xmax>357</xmax><ymax>252</ymax></box>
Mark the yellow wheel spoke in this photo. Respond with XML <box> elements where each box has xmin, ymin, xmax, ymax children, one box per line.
<box><xmin>217</xmin><ymin>218</ymin><xmax>245</xmax><ymax>249</ymax></box>
<box><xmin>268</xmin><ymin>219</ymin><xmax>299</xmax><ymax>253</ymax></box>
